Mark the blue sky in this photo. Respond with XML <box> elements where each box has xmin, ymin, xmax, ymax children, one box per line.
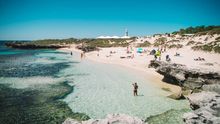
<box><xmin>0</xmin><ymin>0</ymin><xmax>219</xmax><ymax>40</ymax></box>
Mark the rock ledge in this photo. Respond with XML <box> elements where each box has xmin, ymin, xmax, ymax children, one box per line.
<box><xmin>63</xmin><ymin>114</ymin><xmax>145</xmax><ymax>124</ymax></box>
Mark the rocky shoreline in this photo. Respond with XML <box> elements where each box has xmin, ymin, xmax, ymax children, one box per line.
<box><xmin>148</xmin><ymin>60</ymin><xmax>220</xmax><ymax>124</ymax></box>
<box><xmin>148</xmin><ymin>60</ymin><xmax>220</xmax><ymax>93</ymax></box>
<box><xmin>63</xmin><ymin>114</ymin><xmax>145</xmax><ymax>124</ymax></box>
<box><xmin>183</xmin><ymin>92</ymin><xmax>220</xmax><ymax>124</ymax></box>
<box><xmin>5</xmin><ymin>42</ymin><xmax>68</xmax><ymax>49</ymax></box>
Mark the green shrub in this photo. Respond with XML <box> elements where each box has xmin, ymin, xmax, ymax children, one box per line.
<box><xmin>186</xmin><ymin>41</ymin><xmax>195</xmax><ymax>46</ymax></box>
<box><xmin>195</xmin><ymin>42</ymin><xmax>203</xmax><ymax>45</ymax></box>
<box><xmin>202</xmin><ymin>45</ymin><xmax>213</xmax><ymax>52</ymax></box>
<box><xmin>154</xmin><ymin>37</ymin><xmax>167</xmax><ymax>46</ymax></box>
<box><xmin>172</xmin><ymin>25</ymin><xmax>220</xmax><ymax>35</ymax></box>
<box><xmin>167</xmin><ymin>40</ymin><xmax>180</xmax><ymax>43</ymax></box>
<box><xmin>137</xmin><ymin>41</ymin><xmax>151</xmax><ymax>47</ymax></box>
<box><xmin>213</xmin><ymin>46</ymin><xmax>220</xmax><ymax>53</ymax></box>
<box><xmin>168</xmin><ymin>44</ymin><xmax>183</xmax><ymax>49</ymax></box>
<box><xmin>215</xmin><ymin>37</ymin><xmax>220</xmax><ymax>40</ymax></box>
<box><xmin>191</xmin><ymin>40</ymin><xmax>220</xmax><ymax>53</ymax></box>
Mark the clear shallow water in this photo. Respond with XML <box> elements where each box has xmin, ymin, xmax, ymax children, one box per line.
<box><xmin>60</xmin><ymin>52</ymin><xmax>189</xmax><ymax>119</ymax></box>
<box><xmin>0</xmin><ymin>43</ymin><xmax>189</xmax><ymax>121</ymax></box>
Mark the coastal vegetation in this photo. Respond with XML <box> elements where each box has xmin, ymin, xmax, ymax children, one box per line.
<box><xmin>191</xmin><ymin>40</ymin><xmax>220</xmax><ymax>53</ymax></box>
<box><xmin>167</xmin><ymin>40</ymin><xmax>180</xmax><ymax>43</ymax></box>
<box><xmin>5</xmin><ymin>38</ymin><xmax>80</xmax><ymax>49</ymax></box>
<box><xmin>136</xmin><ymin>41</ymin><xmax>151</xmax><ymax>47</ymax></box>
<box><xmin>172</xmin><ymin>25</ymin><xmax>220</xmax><ymax>35</ymax></box>
<box><xmin>82</xmin><ymin>38</ymin><xmax>133</xmax><ymax>47</ymax></box>
<box><xmin>5</xmin><ymin>38</ymin><xmax>135</xmax><ymax>50</ymax></box>
<box><xmin>186</xmin><ymin>41</ymin><xmax>196</xmax><ymax>46</ymax></box>
<box><xmin>153</xmin><ymin>37</ymin><xmax>167</xmax><ymax>46</ymax></box>
<box><xmin>167</xmin><ymin>44</ymin><xmax>183</xmax><ymax>49</ymax></box>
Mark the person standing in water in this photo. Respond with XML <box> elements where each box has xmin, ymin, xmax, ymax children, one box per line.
<box><xmin>70</xmin><ymin>51</ymin><xmax>72</xmax><ymax>56</ymax></box>
<box><xmin>132</xmin><ymin>82</ymin><xmax>138</xmax><ymax>96</ymax></box>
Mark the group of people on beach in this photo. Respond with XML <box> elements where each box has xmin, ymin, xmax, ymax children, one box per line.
<box><xmin>70</xmin><ymin>51</ymin><xmax>86</xmax><ymax>60</ymax></box>
<box><xmin>153</xmin><ymin>48</ymin><xmax>172</xmax><ymax>62</ymax></box>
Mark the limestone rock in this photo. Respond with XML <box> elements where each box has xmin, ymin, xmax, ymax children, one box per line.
<box><xmin>63</xmin><ymin>114</ymin><xmax>145</xmax><ymax>124</ymax></box>
<box><xmin>148</xmin><ymin>60</ymin><xmax>220</xmax><ymax>92</ymax></box>
<box><xmin>168</xmin><ymin>92</ymin><xmax>185</xmax><ymax>100</ymax></box>
<box><xmin>202</xmin><ymin>84</ymin><xmax>220</xmax><ymax>94</ymax></box>
<box><xmin>183</xmin><ymin>92</ymin><xmax>220</xmax><ymax>124</ymax></box>
<box><xmin>63</xmin><ymin>118</ymin><xmax>81</xmax><ymax>124</ymax></box>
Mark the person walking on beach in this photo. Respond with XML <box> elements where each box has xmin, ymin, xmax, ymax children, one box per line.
<box><xmin>132</xmin><ymin>82</ymin><xmax>138</xmax><ymax>96</ymax></box>
<box><xmin>155</xmin><ymin>49</ymin><xmax>161</xmax><ymax>61</ymax></box>
<box><xmin>80</xmin><ymin>52</ymin><xmax>83</xmax><ymax>59</ymax></box>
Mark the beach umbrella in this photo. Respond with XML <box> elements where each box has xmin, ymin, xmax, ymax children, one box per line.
<box><xmin>137</xmin><ymin>48</ymin><xmax>143</xmax><ymax>53</ymax></box>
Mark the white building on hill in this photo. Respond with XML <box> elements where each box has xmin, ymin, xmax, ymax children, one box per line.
<box><xmin>97</xmin><ymin>29</ymin><xmax>131</xmax><ymax>39</ymax></box>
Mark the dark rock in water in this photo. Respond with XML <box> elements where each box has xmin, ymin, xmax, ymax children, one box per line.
<box><xmin>0</xmin><ymin>62</ymin><xmax>71</xmax><ymax>77</ymax></box>
<box><xmin>183</xmin><ymin>92</ymin><xmax>220</xmax><ymax>124</ymax></box>
<box><xmin>148</xmin><ymin>60</ymin><xmax>220</xmax><ymax>92</ymax></box>
<box><xmin>0</xmin><ymin>82</ymin><xmax>90</xmax><ymax>124</ymax></box>
<box><xmin>146</xmin><ymin>109</ymin><xmax>191</xmax><ymax>124</ymax></box>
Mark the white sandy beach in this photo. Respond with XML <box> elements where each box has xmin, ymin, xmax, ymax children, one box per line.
<box><xmin>59</xmin><ymin>45</ymin><xmax>180</xmax><ymax>94</ymax></box>
<box><xmin>59</xmin><ymin>37</ymin><xmax>220</xmax><ymax>94</ymax></box>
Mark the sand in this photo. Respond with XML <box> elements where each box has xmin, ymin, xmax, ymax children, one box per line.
<box><xmin>59</xmin><ymin>45</ymin><xmax>181</xmax><ymax>94</ymax></box>
<box><xmin>59</xmin><ymin>39</ymin><xmax>220</xmax><ymax>94</ymax></box>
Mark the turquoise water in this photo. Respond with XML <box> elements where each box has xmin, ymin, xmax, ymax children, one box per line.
<box><xmin>0</xmin><ymin>43</ymin><xmax>189</xmax><ymax>121</ymax></box>
<box><xmin>60</xmin><ymin>53</ymin><xmax>188</xmax><ymax>119</ymax></box>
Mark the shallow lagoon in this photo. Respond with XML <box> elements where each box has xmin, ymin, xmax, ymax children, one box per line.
<box><xmin>61</xmin><ymin>54</ymin><xmax>189</xmax><ymax>119</ymax></box>
<box><xmin>0</xmin><ymin>47</ymin><xmax>189</xmax><ymax>123</ymax></box>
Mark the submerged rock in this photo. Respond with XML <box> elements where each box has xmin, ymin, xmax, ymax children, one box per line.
<box><xmin>146</xmin><ymin>109</ymin><xmax>191</xmax><ymax>124</ymax></box>
<box><xmin>0</xmin><ymin>83</ymin><xmax>90</xmax><ymax>124</ymax></box>
<box><xmin>183</xmin><ymin>92</ymin><xmax>220</xmax><ymax>124</ymax></box>
<box><xmin>63</xmin><ymin>114</ymin><xmax>145</xmax><ymax>124</ymax></box>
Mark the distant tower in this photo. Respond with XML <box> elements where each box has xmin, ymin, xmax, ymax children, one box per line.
<box><xmin>125</xmin><ymin>28</ymin><xmax>128</xmax><ymax>36</ymax></box>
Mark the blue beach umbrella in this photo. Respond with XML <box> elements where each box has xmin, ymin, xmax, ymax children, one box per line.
<box><xmin>137</xmin><ymin>48</ymin><xmax>143</xmax><ymax>53</ymax></box>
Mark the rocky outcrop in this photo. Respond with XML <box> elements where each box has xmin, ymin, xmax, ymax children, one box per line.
<box><xmin>149</xmin><ymin>60</ymin><xmax>220</xmax><ymax>123</ymax></box>
<box><xmin>148</xmin><ymin>60</ymin><xmax>220</xmax><ymax>92</ymax></box>
<box><xmin>76</xmin><ymin>45</ymin><xmax>98</xmax><ymax>52</ymax></box>
<box><xmin>63</xmin><ymin>114</ymin><xmax>145</xmax><ymax>124</ymax></box>
<box><xmin>183</xmin><ymin>92</ymin><xmax>220</xmax><ymax>124</ymax></box>
<box><xmin>5</xmin><ymin>42</ymin><xmax>67</xmax><ymax>49</ymax></box>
